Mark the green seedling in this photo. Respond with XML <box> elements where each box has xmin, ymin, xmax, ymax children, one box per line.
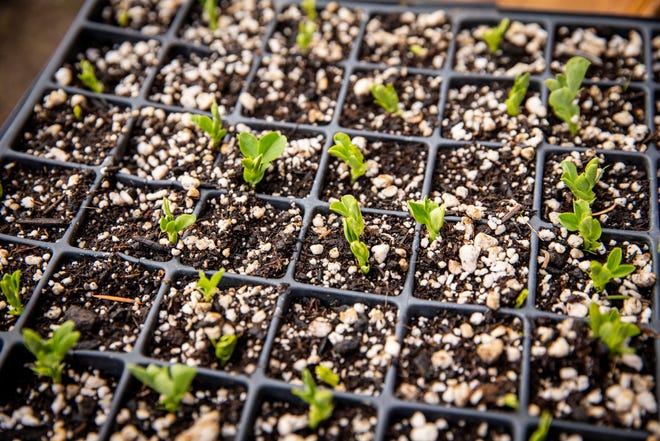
<box><xmin>557</xmin><ymin>199</ymin><xmax>601</xmax><ymax>253</ymax></box>
<box><xmin>297</xmin><ymin>0</ymin><xmax>317</xmax><ymax>51</ymax></box>
<box><xmin>482</xmin><ymin>18</ymin><xmax>510</xmax><ymax>53</ymax></box>
<box><xmin>199</xmin><ymin>0</ymin><xmax>218</xmax><ymax>31</ymax></box>
<box><xmin>292</xmin><ymin>368</ymin><xmax>334</xmax><ymax>429</ymax></box>
<box><xmin>315</xmin><ymin>365</ymin><xmax>340</xmax><ymax>387</ymax></box>
<box><xmin>505</xmin><ymin>72</ymin><xmax>530</xmax><ymax>116</ymax></box>
<box><xmin>210</xmin><ymin>334</ymin><xmax>238</xmax><ymax>367</ymax></box>
<box><xmin>1</xmin><ymin>269</ymin><xmax>22</xmax><ymax>316</ymax></box>
<box><xmin>73</xmin><ymin>104</ymin><xmax>83</xmax><ymax>121</ymax></box>
<box><xmin>328</xmin><ymin>132</ymin><xmax>367</xmax><ymax>183</ymax></box>
<box><xmin>514</xmin><ymin>288</ymin><xmax>529</xmax><ymax>309</ymax></box>
<box><xmin>330</xmin><ymin>195</ymin><xmax>370</xmax><ymax>274</ymax></box>
<box><xmin>159</xmin><ymin>197</ymin><xmax>197</xmax><ymax>244</ymax></box>
<box><xmin>503</xmin><ymin>393</ymin><xmax>519</xmax><ymax>410</ymax></box>
<box><xmin>407</xmin><ymin>196</ymin><xmax>446</xmax><ymax>243</ymax></box>
<box><xmin>128</xmin><ymin>363</ymin><xmax>197</xmax><ymax>413</ymax></box>
<box><xmin>589</xmin><ymin>247</ymin><xmax>635</xmax><ymax>292</ymax></box>
<box><xmin>77</xmin><ymin>60</ymin><xmax>103</xmax><ymax>94</ymax></box>
<box><xmin>22</xmin><ymin>320</ymin><xmax>80</xmax><ymax>383</ymax></box>
<box><xmin>191</xmin><ymin>100</ymin><xmax>227</xmax><ymax>149</ymax></box>
<box><xmin>545</xmin><ymin>56</ymin><xmax>591</xmax><ymax>135</ymax></box>
<box><xmin>370</xmin><ymin>83</ymin><xmax>402</xmax><ymax>116</ymax></box>
<box><xmin>117</xmin><ymin>9</ymin><xmax>130</xmax><ymax>27</ymax></box>
<box><xmin>588</xmin><ymin>302</ymin><xmax>640</xmax><ymax>358</ymax></box>
<box><xmin>409</xmin><ymin>44</ymin><xmax>427</xmax><ymax>57</ymax></box>
<box><xmin>300</xmin><ymin>0</ymin><xmax>317</xmax><ymax>20</ymax></box>
<box><xmin>196</xmin><ymin>268</ymin><xmax>226</xmax><ymax>302</ymax></box>
<box><xmin>560</xmin><ymin>157</ymin><xmax>601</xmax><ymax>204</ymax></box>
<box><xmin>529</xmin><ymin>411</ymin><xmax>552</xmax><ymax>441</ymax></box>
<box><xmin>238</xmin><ymin>131</ymin><xmax>287</xmax><ymax>187</ymax></box>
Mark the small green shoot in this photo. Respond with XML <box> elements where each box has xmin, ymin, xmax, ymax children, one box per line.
<box><xmin>238</xmin><ymin>131</ymin><xmax>287</xmax><ymax>187</ymax></box>
<box><xmin>589</xmin><ymin>247</ymin><xmax>635</xmax><ymax>292</ymax></box>
<box><xmin>159</xmin><ymin>197</ymin><xmax>196</xmax><ymax>244</ymax></box>
<box><xmin>191</xmin><ymin>100</ymin><xmax>227</xmax><ymax>149</ymax></box>
<box><xmin>1</xmin><ymin>269</ymin><xmax>22</xmax><ymax>316</ymax></box>
<box><xmin>587</xmin><ymin>302</ymin><xmax>640</xmax><ymax>358</ymax></box>
<box><xmin>73</xmin><ymin>104</ymin><xmax>83</xmax><ymax>121</ymax></box>
<box><xmin>117</xmin><ymin>10</ymin><xmax>130</xmax><ymax>27</ymax></box>
<box><xmin>328</xmin><ymin>132</ymin><xmax>367</xmax><ymax>183</ymax></box>
<box><xmin>560</xmin><ymin>157</ymin><xmax>601</xmax><ymax>205</ymax></box>
<box><xmin>514</xmin><ymin>288</ymin><xmax>529</xmax><ymax>309</ymax></box>
<box><xmin>409</xmin><ymin>44</ymin><xmax>427</xmax><ymax>58</ymax></box>
<box><xmin>315</xmin><ymin>365</ymin><xmax>340</xmax><ymax>387</ymax></box>
<box><xmin>505</xmin><ymin>72</ymin><xmax>530</xmax><ymax>117</ymax></box>
<box><xmin>482</xmin><ymin>18</ymin><xmax>510</xmax><ymax>53</ymax></box>
<box><xmin>297</xmin><ymin>0</ymin><xmax>317</xmax><ymax>51</ymax></box>
<box><xmin>22</xmin><ymin>320</ymin><xmax>80</xmax><ymax>383</ymax></box>
<box><xmin>0</xmin><ymin>184</ymin><xmax>2</xmax><ymax>197</ymax></box>
<box><xmin>128</xmin><ymin>363</ymin><xmax>196</xmax><ymax>413</ymax></box>
<box><xmin>529</xmin><ymin>411</ymin><xmax>552</xmax><ymax>441</ymax></box>
<box><xmin>330</xmin><ymin>195</ymin><xmax>370</xmax><ymax>274</ymax></box>
<box><xmin>545</xmin><ymin>56</ymin><xmax>591</xmax><ymax>135</ymax></box>
<box><xmin>210</xmin><ymin>334</ymin><xmax>238</xmax><ymax>367</ymax></box>
<box><xmin>300</xmin><ymin>0</ymin><xmax>317</xmax><ymax>20</ymax></box>
<box><xmin>196</xmin><ymin>268</ymin><xmax>226</xmax><ymax>302</ymax></box>
<box><xmin>370</xmin><ymin>83</ymin><xmax>402</xmax><ymax>116</ymax></box>
<box><xmin>198</xmin><ymin>0</ymin><xmax>218</xmax><ymax>31</ymax></box>
<box><xmin>407</xmin><ymin>196</ymin><xmax>446</xmax><ymax>243</ymax></box>
<box><xmin>77</xmin><ymin>60</ymin><xmax>103</xmax><ymax>94</ymax></box>
<box><xmin>503</xmin><ymin>393</ymin><xmax>519</xmax><ymax>410</ymax></box>
<box><xmin>292</xmin><ymin>368</ymin><xmax>334</xmax><ymax>429</ymax></box>
<box><xmin>557</xmin><ymin>199</ymin><xmax>601</xmax><ymax>253</ymax></box>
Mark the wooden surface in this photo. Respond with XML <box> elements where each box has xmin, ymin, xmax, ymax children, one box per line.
<box><xmin>497</xmin><ymin>0</ymin><xmax>660</xmax><ymax>17</ymax></box>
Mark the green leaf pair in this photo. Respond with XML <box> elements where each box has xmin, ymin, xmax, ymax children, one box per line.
<box><xmin>370</xmin><ymin>83</ymin><xmax>402</xmax><ymax>116</ymax></box>
<box><xmin>588</xmin><ymin>302</ymin><xmax>640</xmax><ymax>358</ymax></box>
<box><xmin>407</xmin><ymin>196</ymin><xmax>446</xmax><ymax>243</ymax></box>
<box><xmin>191</xmin><ymin>100</ymin><xmax>227</xmax><ymax>149</ymax></box>
<box><xmin>330</xmin><ymin>195</ymin><xmax>370</xmax><ymax>274</ymax></box>
<box><xmin>292</xmin><ymin>368</ymin><xmax>334</xmax><ymax>429</ymax></box>
<box><xmin>238</xmin><ymin>131</ymin><xmax>287</xmax><ymax>187</ymax></box>
<box><xmin>1</xmin><ymin>269</ymin><xmax>23</xmax><ymax>316</ymax></box>
<box><xmin>22</xmin><ymin>320</ymin><xmax>80</xmax><ymax>383</ymax></box>
<box><xmin>159</xmin><ymin>197</ymin><xmax>197</xmax><ymax>244</ymax></box>
<box><xmin>481</xmin><ymin>18</ymin><xmax>510</xmax><ymax>53</ymax></box>
<box><xmin>210</xmin><ymin>334</ymin><xmax>238</xmax><ymax>367</ymax></box>
<box><xmin>328</xmin><ymin>132</ymin><xmax>367</xmax><ymax>183</ymax></box>
<box><xmin>77</xmin><ymin>60</ymin><xmax>103</xmax><ymax>94</ymax></box>
<box><xmin>589</xmin><ymin>247</ymin><xmax>635</xmax><ymax>292</ymax></box>
<box><xmin>560</xmin><ymin>157</ymin><xmax>602</xmax><ymax>205</ymax></box>
<box><xmin>196</xmin><ymin>268</ymin><xmax>226</xmax><ymax>302</ymax></box>
<box><xmin>128</xmin><ymin>363</ymin><xmax>197</xmax><ymax>413</ymax></box>
<box><xmin>557</xmin><ymin>199</ymin><xmax>601</xmax><ymax>253</ymax></box>
<box><xmin>545</xmin><ymin>56</ymin><xmax>591</xmax><ymax>135</ymax></box>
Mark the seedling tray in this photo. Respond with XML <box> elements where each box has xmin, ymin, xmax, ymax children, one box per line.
<box><xmin>0</xmin><ymin>0</ymin><xmax>659</xmax><ymax>440</ymax></box>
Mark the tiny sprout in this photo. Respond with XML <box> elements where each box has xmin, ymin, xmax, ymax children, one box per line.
<box><xmin>196</xmin><ymin>268</ymin><xmax>226</xmax><ymax>302</ymax></box>
<box><xmin>22</xmin><ymin>320</ymin><xmax>80</xmax><ymax>383</ymax></box>
<box><xmin>238</xmin><ymin>131</ymin><xmax>287</xmax><ymax>187</ymax></box>
<box><xmin>117</xmin><ymin>9</ymin><xmax>130</xmax><ymax>27</ymax></box>
<box><xmin>315</xmin><ymin>365</ymin><xmax>340</xmax><ymax>387</ymax></box>
<box><xmin>370</xmin><ymin>83</ymin><xmax>402</xmax><ymax>116</ymax></box>
<box><xmin>330</xmin><ymin>195</ymin><xmax>370</xmax><ymax>274</ymax></box>
<box><xmin>407</xmin><ymin>196</ymin><xmax>446</xmax><ymax>243</ymax></box>
<box><xmin>587</xmin><ymin>302</ymin><xmax>640</xmax><ymax>358</ymax></box>
<box><xmin>128</xmin><ymin>363</ymin><xmax>197</xmax><ymax>413</ymax></box>
<box><xmin>0</xmin><ymin>184</ymin><xmax>3</xmax><ymax>197</ymax></box>
<box><xmin>482</xmin><ymin>18</ymin><xmax>510</xmax><ymax>53</ymax></box>
<box><xmin>300</xmin><ymin>0</ymin><xmax>317</xmax><ymax>20</ymax></box>
<box><xmin>514</xmin><ymin>288</ymin><xmax>528</xmax><ymax>309</ymax></box>
<box><xmin>557</xmin><ymin>199</ymin><xmax>601</xmax><ymax>253</ymax></box>
<box><xmin>292</xmin><ymin>368</ymin><xmax>334</xmax><ymax>429</ymax></box>
<box><xmin>503</xmin><ymin>393</ymin><xmax>519</xmax><ymax>410</ymax></box>
<box><xmin>505</xmin><ymin>72</ymin><xmax>530</xmax><ymax>117</ymax></box>
<box><xmin>297</xmin><ymin>20</ymin><xmax>317</xmax><ymax>52</ymax></box>
<box><xmin>545</xmin><ymin>56</ymin><xmax>591</xmax><ymax>135</ymax></box>
<box><xmin>529</xmin><ymin>411</ymin><xmax>552</xmax><ymax>441</ymax></box>
<box><xmin>560</xmin><ymin>157</ymin><xmax>602</xmax><ymax>205</ymax></box>
<box><xmin>409</xmin><ymin>44</ymin><xmax>427</xmax><ymax>58</ymax></box>
<box><xmin>198</xmin><ymin>0</ymin><xmax>218</xmax><ymax>31</ymax></box>
<box><xmin>191</xmin><ymin>100</ymin><xmax>227</xmax><ymax>149</ymax></box>
<box><xmin>159</xmin><ymin>197</ymin><xmax>197</xmax><ymax>244</ymax></box>
<box><xmin>328</xmin><ymin>132</ymin><xmax>367</xmax><ymax>183</ymax></box>
<box><xmin>589</xmin><ymin>247</ymin><xmax>635</xmax><ymax>292</ymax></box>
<box><xmin>73</xmin><ymin>104</ymin><xmax>83</xmax><ymax>121</ymax></box>
<box><xmin>210</xmin><ymin>334</ymin><xmax>238</xmax><ymax>367</ymax></box>
<box><xmin>1</xmin><ymin>269</ymin><xmax>23</xmax><ymax>316</ymax></box>
<box><xmin>77</xmin><ymin>60</ymin><xmax>103</xmax><ymax>94</ymax></box>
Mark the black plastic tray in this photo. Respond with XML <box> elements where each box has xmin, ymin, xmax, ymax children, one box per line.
<box><xmin>0</xmin><ymin>1</ymin><xmax>658</xmax><ymax>440</ymax></box>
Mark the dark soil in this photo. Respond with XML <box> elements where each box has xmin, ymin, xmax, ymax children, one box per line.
<box><xmin>95</xmin><ymin>0</ymin><xmax>182</xmax><ymax>34</ymax></box>
<box><xmin>295</xmin><ymin>212</ymin><xmax>413</xmax><ymax>296</ymax></box>
<box><xmin>396</xmin><ymin>309</ymin><xmax>522</xmax><ymax>409</ymax></box>
<box><xmin>12</xmin><ymin>91</ymin><xmax>130</xmax><ymax>165</ymax></box>
<box><xmin>321</xmin><ymin>138</ymin><xmax>426</xmax><ymax>211</ymax></box>
<box><xmin>28</xmin><ymin>254</ymin><xmax>163</xmax><ymax>352</ymax></box>
<box><xmin>268</xmin><ymin>296</ymin><xmax>398</xmax><ymax>396</ymax></box>
<box><xmin>388</xmin><ymin>413</ymin><xmax>513</xmax><ymax>441</ymax></box>
<box><xmin>0</xmin><ymin>161</ymin><xmax>94</xmax><ymax>241</ymax></box>
<box><xmin>542</xmin><ymin>152</ymin><xmax>650</xmax><ymax>231</ymax></box>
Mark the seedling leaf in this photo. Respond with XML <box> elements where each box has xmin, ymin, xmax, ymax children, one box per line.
<box><xmin>328</xmin><ymin>132</ymin><xmax>368</xmax><ymax>183</ymax></box>
<box><xmin>587</xmin><ymin>302</ymin><xmax>640</xmax><ymax>358</ymax></box>
<box><xmin>589</xmin><ymin>247</ymin><xmax>635</xmax><ymax>292</ymax></box>
<box><xmin>370</xmin><ymin>83</ymin><xmax>402</xmax><ymax>116</ymax></box>
<box><xmin>22</xmin><ymin>320</ymin><xmax>80</xmax><ymax>383</ymax></box>
<box><xmin>196</xmin><ymin>268</ymin><xmax>226</xmax><ymax>302</ymax></box>
<box><xmin>238</xmin><ymin>131</ymin><xmax>287</xmax><ymax>187</ymax></box>
<box><xmin>315</xmin><ymin>365</ymin><xmax>340</xmax><ymax>387</ymax></box>
<box><xmin>159</xmin><ymin>197</ymin><xmax>196</xmax><ymax>244</ymax></box>
<box><xmin>560</xmin><ymin>158</ymin><xmax>602</xmax><ymax>204</ymax></box>
<box><xmin>407</xmin><ymin>196</ymin><xmax>446</xmax><ymax>243</ymax></box>
<box><xmin>514</xmin><ymin>288</ymin><xmax>529</xmax><ymax>309</ymax></box>
<box><xmin>545</xmin><ymin>56</ymin><xmax>590</xmax><ymax>135</ymax></box>
<box><xmin>292</xmin><ymin>368</ymin><xmax>334</xmax><ymax>429</ymax></box>
<box><xmin>482</xmin><ymin>18</ymin><xmax>510</xmax><ymax>53</ymax></box>
<box><xmin>505</xmin><ymin>72</ymin><xmax>530</xmax><ymax>117</ymax></box>
<box><xmin>190</xmin><ymin>100</ymin><xmax>227</xmax><ymax>149</ymax></box>
<box><xmin>77</xmin><ymin>60</ymin><xmax>103</xmax><ymax>94</ymax></box>
<box><xmin>529</xmin><ymin>411</ymin><xmax>552</xmax><ymax>441</ymax></box>
<box><xmin>198</xmin><ymin>0</ymin><xmax>218</xmax><ymax>31</ymax></box>
<box><xmin>0</xmin><ymin>269</ymin><xmax>23</xmax><ymax>316</ymax></box>
<box><xmin>558</xmin><ymin>200</ymin><xmax>601</xmax><ymax>252</ymax></box>
<box><xmin>128</xmin><ymin>363</ymin><xmax>196</xmax><ymax>412</ymax></box>
<box><xmin>210</xmin><ymin>334</ymin><xmax>238</xmax><ymax>366</ymax></box>
<box><xmin>330</xmin><ymin>195</ymin><xmax>370</xmax><ymax>274</ymax></box>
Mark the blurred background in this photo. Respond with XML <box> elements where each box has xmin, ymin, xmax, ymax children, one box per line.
<box><xmin>0</xmin><ymin>0</ymin><xmax>658</xmax><ymax>128</ymax></box>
